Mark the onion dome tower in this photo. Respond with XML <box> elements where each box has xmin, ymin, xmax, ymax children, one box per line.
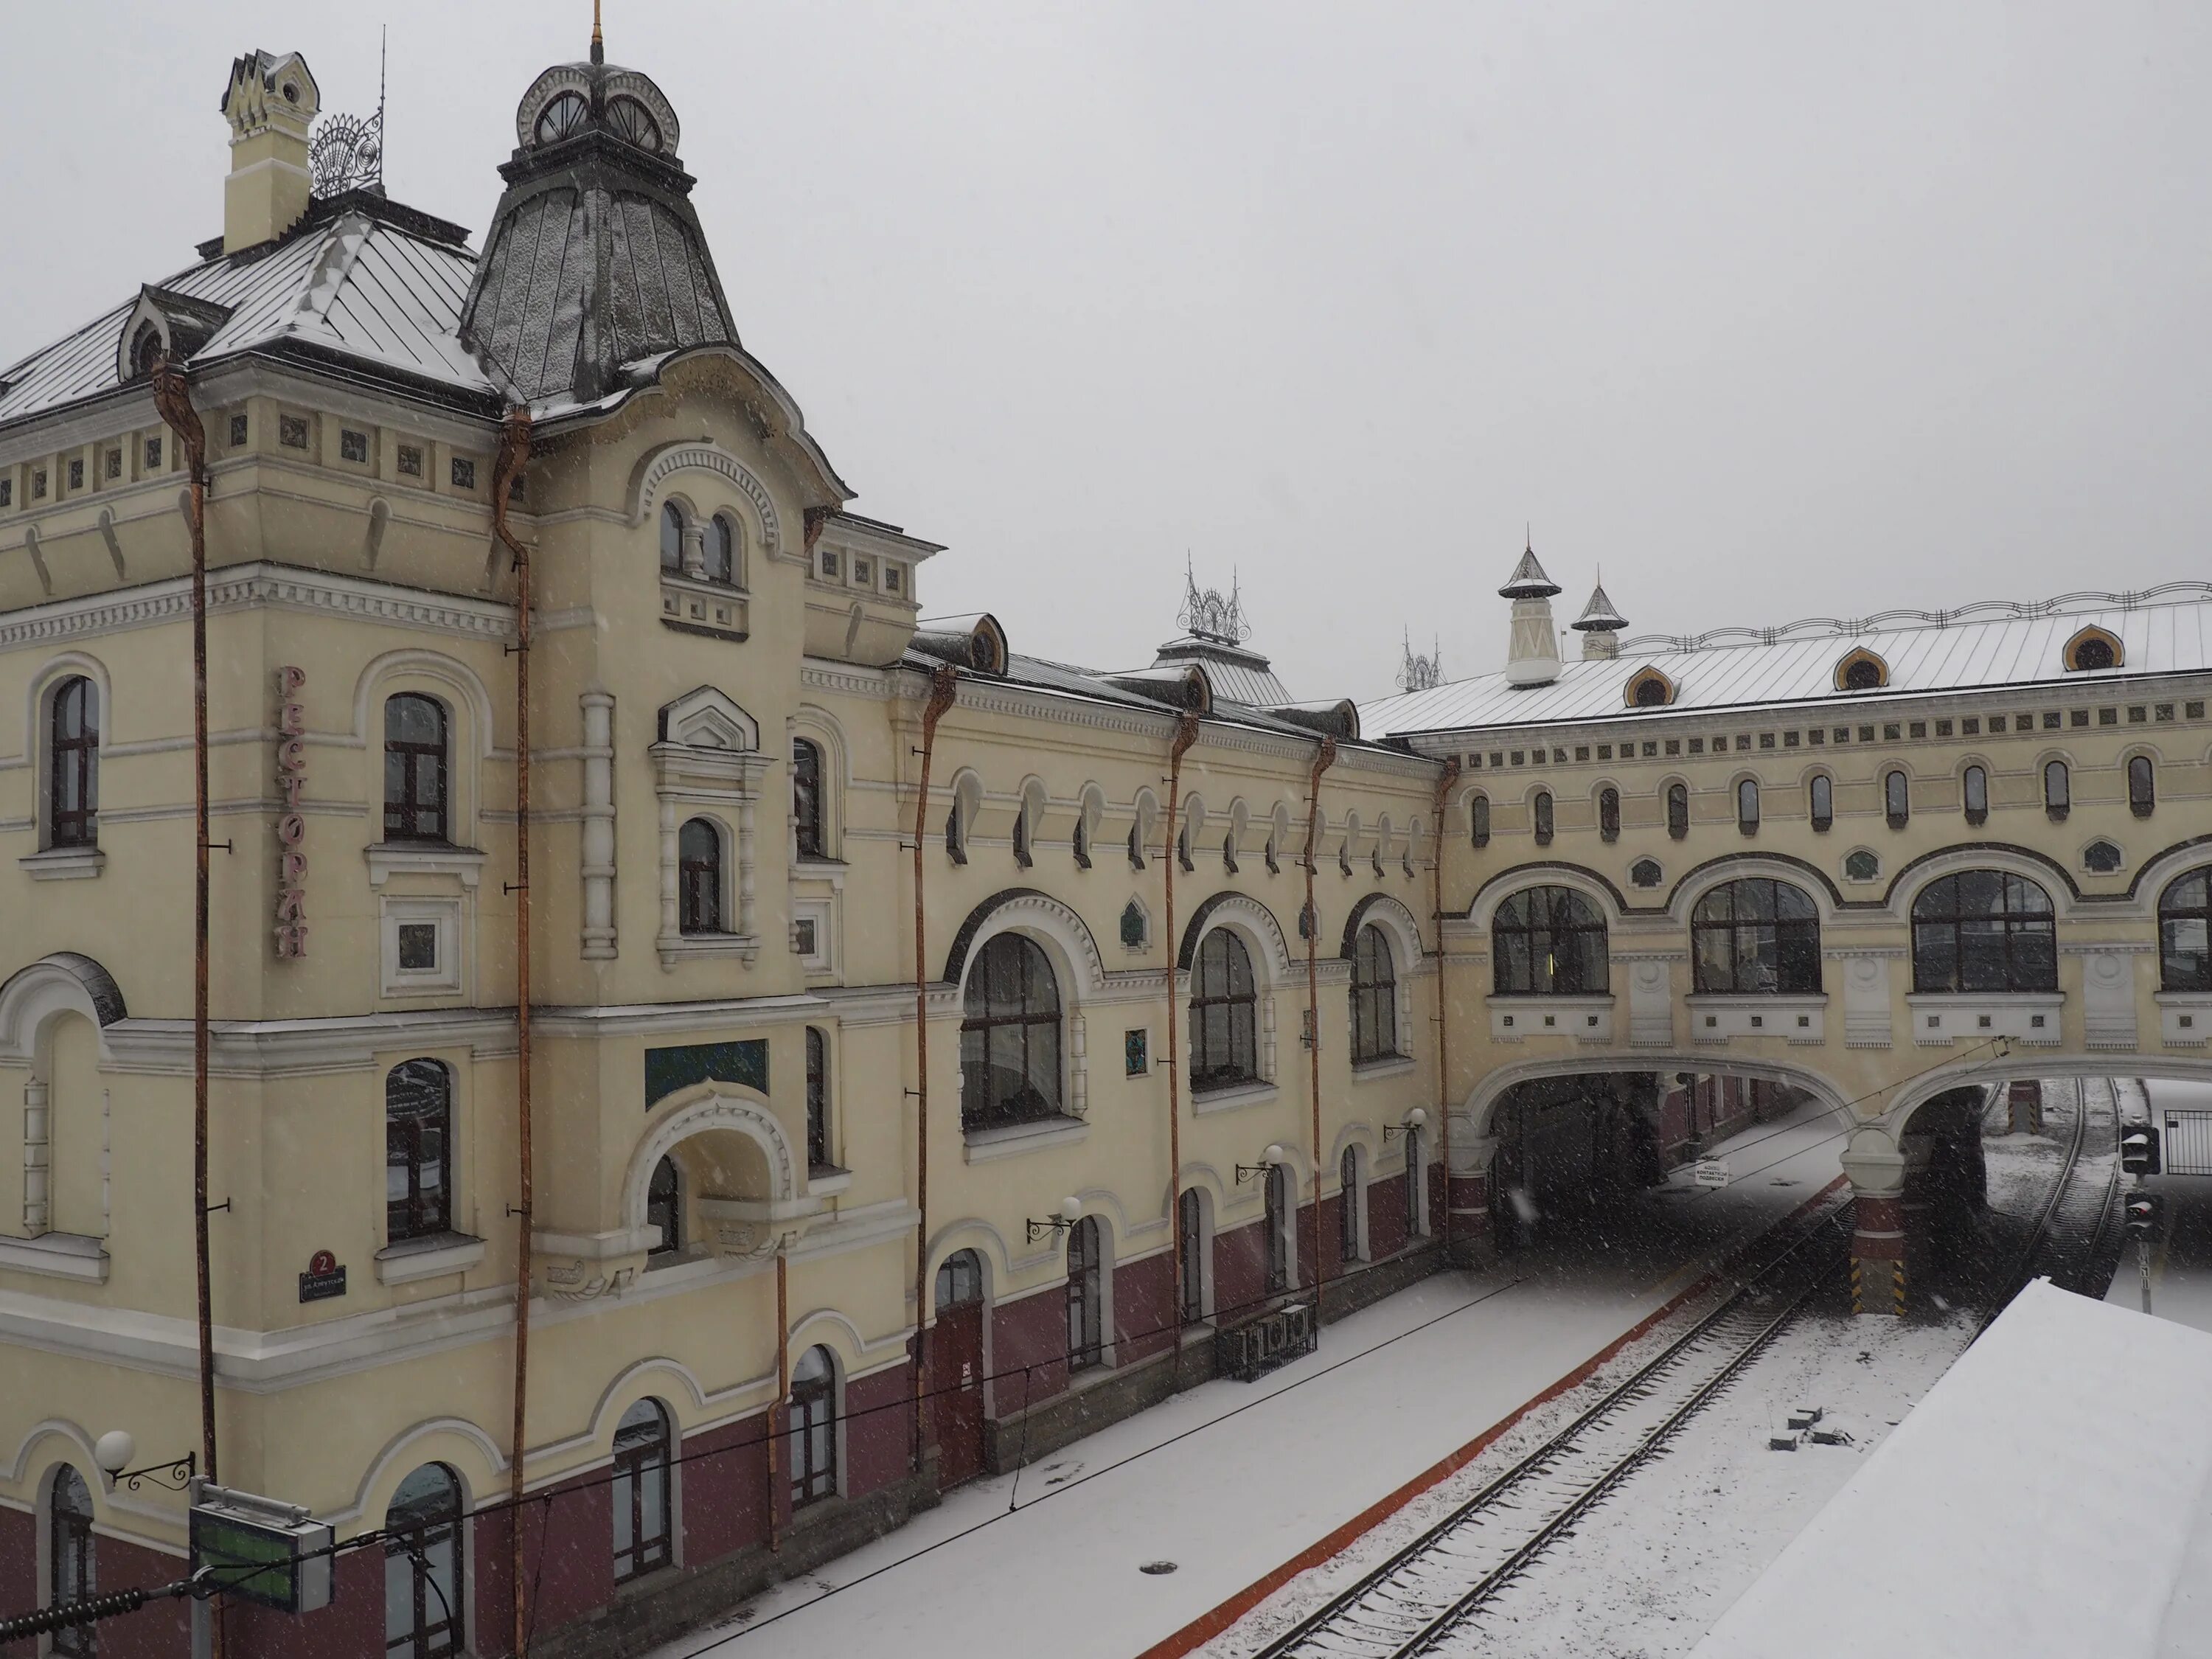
<box><xmin>1571</xmin><ymin>577</ymin><xmax>1629</xmax><ymax>660</ymax></box>
<box><xmin>459</xmin><ymin>21</ymin><xmax>739</xmax><ymax>405</ymax></box>
<box><xmin>1500</xmin><ymin>535</ymin><xmax>1563</xmax><ymax>687</ymax></box>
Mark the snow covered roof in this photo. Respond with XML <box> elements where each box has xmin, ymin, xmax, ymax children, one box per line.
<box><xmin>1363</xmin><ymin>586</ymin><xmax>2212</xmax><ymax>738</ymax></box>
<box><xmin>1144</xmin><ymin>634</ymin><xmax>1293</xmax><ymax>707</ymax></box>
<box><xmin>1695</xmin><ymin>1280</ymin><xmax>2212</xmax><ymax>1659</ymax></box>
<box><xmin>0</xmin><ymin>196</ymin><xmax>493</xmax><ymax>429</ymax></box>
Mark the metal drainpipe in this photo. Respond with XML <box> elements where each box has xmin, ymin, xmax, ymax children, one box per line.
<box><xmin>150</xmin><ymin>362</ymin><xmax>220</xmax><ymax>1550</ymax></box>
<box><xmin>1301</xmin><ymin>735</ymin><xmax>1337</xmax><ymax>1323</ymax></box>
<box><xmin>1429</xmin><ymin>757</ymin><xmax>1461</xmax><ymax>1257</ymax></box>
<box><xmin>769</xmin><ymin>1251</ymin><xmax>790</xmax><ymax>1551</ymax></box>
<box><xmin>910</xmin><ymin>662</ymin><xmax>959</xmax><ymax>1475</ymax></box>
<box><xmin>490</xmin><ymin>411</ymin><xmax>535</xmax><ymax>1659</ymax></box>
<box><xmin>1161</xmin><ymin>703</ymin><xmax>1201</xmax><ymax>1388</ymax></box>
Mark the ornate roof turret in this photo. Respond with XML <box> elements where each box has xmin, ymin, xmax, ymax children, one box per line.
<box><xmin>1572</xmin><ymin>576</ymin><xmax>1627</xmax><ymax>661</ymax></box>
<box><xmin>1498</xmin><ymin>535</ymin><xmax>1562</xmax><ymax>599</ymax></box>
<box><xmin>459</xmin><ymin>23</ymin><xmax>739</xmax><ymax>406</ymax></box>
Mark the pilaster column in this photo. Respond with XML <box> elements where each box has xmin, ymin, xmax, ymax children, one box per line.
<box><xmin>580</xmin><ymin>691</ymin><xmax>617</xmax><ymax>959</ymax></box>
<box><xmin>737</xmin><ymin>788</ymin><xmax>757</xmax><ymax>942</ymax></box>
<box><xmin>22</xmin><ymin>1078</ymin><xmax>49</xmax><ymax>1236</ymax></box>
<box><xmin>1841</xmin><ymin>1128</ymin><xmax>1907</xmax><ymax>1316</ymax></box>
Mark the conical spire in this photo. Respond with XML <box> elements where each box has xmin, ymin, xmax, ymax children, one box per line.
<box><xmin>1571</xmin><ymin>580</ymin><xmax>1627</xmax><ymax>632</ymax></box>
<box><xmin>1499</xmin><ymin>532</ymin><xmax>1561</xmax><ymax>599</ymax></box>
<box><xmin>1500</xmin><ymin>529</ymin><xmax>1562</xmax><ymax>687</ymax></box>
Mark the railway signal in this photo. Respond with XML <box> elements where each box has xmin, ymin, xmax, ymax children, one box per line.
<box><xmin>2120</xmin><ymin>1124</ymin><xmax>2162</xmax><ymax>1178</ymax></box>
<box><xmin>2125</xmin><ymin>1192</ymin><xmax>2163</xmax><ymax>1240</ymax></box>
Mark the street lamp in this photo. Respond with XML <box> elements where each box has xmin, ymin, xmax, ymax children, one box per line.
<box><xmin>1235</xmin><ymin>1144</ymin><xmax>1290</xmax><ymax>1183</ymax></box>
<box><xmin>94</xmin><ymin>1431</ymin><xmax>196</xmax><ymax>1495</ymax></box>
<box><xmin>1026</xmin><ymin>1194</ymin><xmax>1084</xmax><ymax>1243</ymax></box>
<box><xmin>1383</xmin><ymin>1107</ymin><xmax>1429</xmax><ymax>1142</ymax></box>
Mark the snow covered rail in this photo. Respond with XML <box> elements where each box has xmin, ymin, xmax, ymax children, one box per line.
<box><xmin>1978</xmin><ymin>1077</ymin><xmax>2121</xmax><ymax>1332</ymax></box>
<box><xmin>1249</xmin><ymin>1204</ymin><xmax>1852</xmax><ymax>1659</ymax></box>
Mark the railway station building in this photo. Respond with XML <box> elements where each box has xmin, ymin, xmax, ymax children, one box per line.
<box><xmin>3</xmin><ymin>31</ymin><xmax>2211</xmax><ymax>1659</ymax></box>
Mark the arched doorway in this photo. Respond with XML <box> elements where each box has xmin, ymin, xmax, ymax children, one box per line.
<box><xmin>931</xmin><ymin>1248</ymin><xmax>988</xmax><ymax>1487</ymax></box>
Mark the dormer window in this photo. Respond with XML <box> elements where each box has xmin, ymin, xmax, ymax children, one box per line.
<box><xmin>1624</xmin><ymin>667</ymin><xmax>1675</xmax><ymax>709</ymax></box>
<box><xmin>606</xmin><ymin>96</ymin><xmax>664</xmax><ymax>153</ymax></box>
<box><xmin>1834</xmin><ymin>647</ymin><xmax>1890</xmax><ymax>692</ymax></box>
<box><xmin>535</xmin><ymin>91</ymin><xmax>588</xmax><ymax>145</ymax></box>
<box><xmin>130</xmin><ymin>321</ymin><xmax>165</xmax><ymax>380</ymax></box>
<box><xmin>2062</xmin><ymin>625</ymin><xmax>2123</xmax><ymax>672</ymax></box>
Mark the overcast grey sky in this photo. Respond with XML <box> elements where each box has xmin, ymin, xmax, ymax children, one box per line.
<box><xmin>4</xmin><ymin>3</ymin><xmax>2207</xmax><ymax>700</ymax></box>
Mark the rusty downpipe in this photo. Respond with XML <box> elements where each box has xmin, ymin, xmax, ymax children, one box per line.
<box><xmin>150</xmin><ymin>362</ymin><xmax>220</xmax><ymax>1511</ymax></box>
<box><xmin>1161</xmin><ymin>702</ymin><xmax>1201</xmax><ymax>1387</ymax></box>
<box><xmin>490</xmin><ymin>408</ymin><xmax>535</xmax><ymax>1659</ymax></box>
<box><xmin>910</xmin><ymin>661</ymin><xmax>959</xmax><ymax>1475</ymax></box>
<box><xmin>1429</xmin><ymin>757</ymin><xmax>1461</xmax><ymax>1257</ymax></box>
<box><xmin>769</xmin><ymin>1251</ymin><xmax>790</xmax><ymax>1552</ymax></box>
<box><xmin>1300</xmin><ymin>734</ymin><xmax>1336</xmax><ymax>1324</ymax></box>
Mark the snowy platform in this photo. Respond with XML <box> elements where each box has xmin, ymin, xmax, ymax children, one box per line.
<box><xmin>658</xmin><ymin>1099</ymin><xmax>1854</xmax><ymax>1659</ymax></box>
<box><xmin>1696</xmin><ymin>1279</ymin><xmax>2212</xmax><ymax>1659</ymax></box>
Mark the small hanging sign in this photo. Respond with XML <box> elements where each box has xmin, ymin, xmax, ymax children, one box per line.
<box><xmin>1693</xmin><ymin>1158</ymin><xmax>1732</xmax><ymax>1189</ymax></box>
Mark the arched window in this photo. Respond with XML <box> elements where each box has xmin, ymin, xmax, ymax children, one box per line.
<box><xmin>1404</xmin><ymin>1128</ymin><xmax>1425</xmax><ymax>1237</ymax></box>
<box><xmin>805</xmin><ymin>1028</ymin><xmax>830</xmax><ymax>1169</ymax></box>
<box><xmin>1599</xmin><ymin>787</ymin><xmax>1621</xmax><ymax>842</ymax></box>
<box><xmin>1191</xmin><ymin>930</ymin><xmax>1260</xmax><ymax>1091</ymax></box>
<box><xmin>1073</xmin><ymin>806</ymin><xmax>1092</xmax><ymax>869</ymax></box>
<box><xmin>1351</xmin><ymin>924</ymin><xmax>1399</xmax><ymax>1064</ymax></box>
<box><xmin>1843</xmin><ymin>657</ymin><xmax>1884</xmax><ymax>691</ymax></box>
<box><xmin>1809</xmin><ymin>774</ymin><xmax>1833</xmax><ymax>832</ymax></box>
<box><xmin>792</xmin><ymin>738</ymin><xmax>824</xmax><ymax>858</ymax></box>
<box><xmin>678</xmin><ymin>818</ymin><xmax>723</xmax><ymax>935</ymax></box>
<box><xmin>1066</xmin><ymin>1216</ymin><xmax>1104</xmax><ymax>1371</ymax></box>
<box><xmin>384</xmin><ymin>1464</ymin><xmax>464</xmax><ymax>1659</ymax></box>
<box><xmin>383</xmin><ymin>694</ymin><xmax>450</xmax><ymax>844</ymax></box>
<box><xmin>1630</xmin><ymin>857</ymin><xmax>1663</xmax><ymax>889</ymax></box>
<box><xmin>2043</xmin><ymin>759</ymin><xmax>2070</xmax><ymax>819</ymax></box>
<box><xmin>131</xmin><ymin>321</ymin><xmax>165</xmax><ymax>380</ymax></box>
<box><xmin>1178</xmin><ymin>1189</ymin><xmax>1206</xmax><ymax>1321</ymax></box>
<box><xmin>2066</xmin><ymin>630</ymin><xmax>2119</xmax><ymax>672</ymax></box>
<box><xmin>1470</xmin><ymin>794</ymin><xmax>1492</xmax><ymax>849</ymax></box>
<box><xmin>658</xmin><ymin>502</ymin><xmax>684</xmax><ymax>571</ymax></box>
<box><xmin>1531</xmin><ymin>790</ymin><xmax>1555</xmax><ymax>846</ymax></box>
<box><xmin>959</xmin><ymin>934</ymin><xmax>1062</xmax><ymax>1130</ymax></box>
<box><xmin>1339</xmin><ymin>1146</ymin><xmax>1363</xmax><ymax>1263</ymax></box>
<box><xmin>1691</xmin><ymin>880</ymin><xmax>1821</xmax><ymax>995</ymax></box>
<box><xmin>1264</xmin><ymin>1164</ymin><xmax>1292</xmax><ymax>1293</ymax></box>
<box><xmin>611</xmin><ymin>1400</ymin><xmax>673</xmax><ymax>1582</ymax></box>
<box><xmin>647</xmin><ymin>1156</ymin><xmax>681</xmax><ymax>1259</ymax></box>
<box><xmin>49</xmin><ymin>1466</ymin><xmax>94</xmax><ymax>1656</ymax></box>
<box><xmin>2158</xmin><ymin>870</ymin><xmax>2212</xmax><ymax>993</ymax></box>
<box><xmin>789</xmin><ymin>1346</ymin><xmax>837</xmax><ymax>1507</ymax></box>
<box><xmin>2129</xmin><ymin>755</ymin><xmax>2156</xmax><ymax>818</ymax></box>
<box><xmin>47</xmin><ymin>676</ymin><xmax>99</xmax><ymax>850</ymax></box>
<box><xmin>1910</xmin><ymin>871</ymin><xmax>2057</xmax><ymax>993</ymax></box>
<box><xmin>535</xmin><ymin>88</ymin><xmax>589</xmax><ymax>145</ymax></box>
<box><xmin>707</xmin><ymin>513</ymin><xmax>738</xmax><ymax>585</ymax></box>
<box><xmin>945</xmin><ymin>800</ymin><xmax>967</xmax><ymax>865</ymax></box>
<box><xmin>386</xmin><ymin>1060</ymin><xmax>452</xmax><ymax>1244</ymax></box>
<box><xmin>1018</xmin><ymin>801</ymin><xmax>1036</xmax><ymax>869</ymax></box>
<box><xmin>1492</xmin><ymin>886</ymin><xmax>1608</xmax><ymax>995</ymax></box>
<box><xmin>605</xmin><ymin>94</ymin><xmax>665</xmax><ymax>153</ymax></box>
<box><xmin>936</xmin><ymin>1248</ymin><xmax>984</xmax><ymax>1309</ymax></box>
<box><xmin>1736</xmin><ymin>778</ymin><xmax>1760</xmax><ymax>835</ymax></box>
<box><xmin>1633</xmin><ymin>675</ymin><xmax>1670</xmax><ymax>707</ymax></box>
<box><xmin>1883</xmin><ymin>769</ymin><xmax>1909</xmax><ymax>830</ymax></box>
<box><xmin>1962</xmin><ymin>765</ymin><xmax>1989</xmax><ymax>827</ymax></box>
<box><xmin>1666</xmin><ymin>782</ymin><xmax>1689</xmax><ymax>840</ymax></box>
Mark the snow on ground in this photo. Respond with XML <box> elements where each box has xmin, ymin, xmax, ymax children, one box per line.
<box><xmin>2108</xmin><ymin>1077</ymin><xmax>2212</xmax><ymax>1335</ymax></box>
<box><xmin>655</xmin><ymin>1097</ymin><xmax>1857</xmax><ymax>1659</ymax></box>
<box><xmin>1205</xmin><ymin>1079</ymin><xmax>2089</xmax><ymax>1659</ymax></box>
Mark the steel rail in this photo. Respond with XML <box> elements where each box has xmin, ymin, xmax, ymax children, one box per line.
<box><xmin>1975</xmin><ymin>1074</ymin><xmax>2109</xmax><ymax>1335</ymax></box>
<box><xmin>1251</xmin><ymin>1201</ymin><xmax>1850</xmax><ymax>1659</ymax></box>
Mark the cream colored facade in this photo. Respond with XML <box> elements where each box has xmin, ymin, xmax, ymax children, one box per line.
<box><xmin>4</xmin><ymin>32</ymin><xmax>2212</xmax><ymax>1659</ymax></box>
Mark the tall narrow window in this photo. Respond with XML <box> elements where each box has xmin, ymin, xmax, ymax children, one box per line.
<box><xmin>385</xmin><ymin>1060</ymin><xmax>452</xmax><ymax>1244</ymax></box>
<box><xmin>2043</xmin><ymin>759</ymin><xmax>2070</xmax><ymax>819</ymax></box>
<box><xmin>1351</xmin><ymin>924</ymin><xmax>1398</xmax><ymax>1063</ymax></box>
<box><xmin>1264</xmin><ymin>1164</ymin><xmax>1291</xmax><ymax>1293</ymax></box>
<box><xmin>1598</xmin><ymin>787</ymin><xmax>1620</xmax><ymax>842</ymax></box>
<box><xmin>1339</xmin><ymin>1146</ymin><xmax>1362</xmax><ymax>1262</ymax></box>
<box><xmin>1470</xmin><ymin>795</ymin><xmax>1491</xmax><ymax>849</ymax></box>
<box><xmin>959</xmin><ymin>934</ymin><xmax>1062</xmax><ymax>1130</ymax></box>
<box><xmin>2159</xmin><ymin>870</ymin><xmax>2212</xmax><ymax>992</ymax></box>
<box><xmin>1962</xmin><ymin>765</ymin><xmax>1989</xmax><ymax>827</ymax></box>
<box><xmin>789</xmin><ymin>1346</ymin><xmax>837</xmax><ymax>1507</ymax></box>
<box><xmin>611</xmin><ymin>1400</ymin><xmax>673</xmax><ymax>1582</ymax></box>
<box><xmin>1883</xmin><ymin>769</ymin><xmax>1909</xmax><ymax>830</ymax></box>
<box><xmin>805</xmin><ymin>1027</ymin><xmax>830</xmax><ymax>1169</ymax></box>
<box><xmin>1073</xmin><ymin>808</ymin><xmax>1091</xmax><ymax>869</ymax></box>
<box><xmin>1015</xmin><ymin>802</ymin><xmax>1034</xmax><ymax>868</ymax></box>
<box><xmin>47</xmin><ymin>676</ymin><xmax>98</xmax><ymax>850</ymax></box>
<box><xmin>1666</xmin><ymin>782</ymin><xmax>1689</xmax><ymax>840</ymax></box>
<box><xmin>678</xmin><ymin>818</ymin><xmax>723</xmax><ymax>935</ymax></box>
<box><xmin>945</xmin><ymin>800</ymin><xmax>967</xmax><ymax>864</ymax></box>
<box><xmin>707</xmin><ymin>513</ymin><xmax>738</xmax><ymax>584</ymax></box>
<box><xmin>49</xmin><ymin>1466</ymin><xmax>94</xmax><ymax>1658</ymax></box>
<box><xmin>1736</xmin><ymin>778</ymin><xmax>1760</xmax><ymax>835</ymax></box>
<box><xmin>792</xmin><ymin>739</ymin><xmax>824</xmax><ymax>858</ymax></box>
<box><xmin>1178</xmin><ymin>1189</ymin><xmax>1206</xmax><ymax>1321</ymax></box>
<box><xmin>1066</xmin><ymin>1216</ymin><xmax>1104</xmax><ymax>1371</ymax></box>
<box><xmin>1190</xmin><ymin>930</ymin><xmax>1260</xmax><ymax>1091</ymax></box>
<box><xmin>658</xmin><ymin>503</ymin><xmax>684</xmax><ymax>571</ymax></box>
<box><xmin>1809</xmin><ymin>774</ymin><xmax>1833</xmax><ymax>832</ymax></box>
<box><xmin>647</xmin><ymin>1156</ymin><xmax>681</xmax><ymax>1259</ymax></box>
<box><xmin>384</xmin><ymin>1464</ymin><xmax>464</xmax><ymax>1659</ymax></box>
<box><xmin>2129</xmin><ymin>754</ymin><xmax>2156</xmax><ymax>818</ymax></box>
<box><xmin>1404</xmin><ymin>1129</ymin><xmax>1424</xmax><ymax>1237</ymax></box>
<box><xmin>383</xmin><ymin>695</ymin><xmax>450</xmax><ymax>844</ymax></box>
<box><xmin>1531</xmin><ymin>790</ymin><xmax>1554</xmax><ymax>846</ymax></box>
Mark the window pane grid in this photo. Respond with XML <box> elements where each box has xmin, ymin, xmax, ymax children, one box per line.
<box><xmin>1491</xmin><ymin>886</ymin><xmax>1608</xmax><ymax>996</ymax></box>
<box><xmin>1690</xmin><ymin>880</ymin><xmax>1821</xmax><ymax>994</ymax></box>
<box><xmin>1190</xmin><ymin>931</ymin><xmax>1261</xmax><ymax>1088</ymax></box>
<box><xmin>1910</xmin><ymin>872</ymin><xmax>2058</xmax><ymax>992</ymax></box>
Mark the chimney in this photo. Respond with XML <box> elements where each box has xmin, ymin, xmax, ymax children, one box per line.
<box><xmin>1499</xmin><ymin>539</ymin><xmax>1563</xmax><ymax>687</ymax></box>
<box><xmin>220</xmin><ymin>51</ymin><xmax>320</xmax><ymax>254</ymax></box>
<box><xmin>1571</xmin><ymin>578</ymin><xmax>1629</xmax><ymax>661</ymax></box>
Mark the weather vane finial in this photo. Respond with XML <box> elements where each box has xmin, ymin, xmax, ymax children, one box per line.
<box><xmin>592</xmin><ymin>0</ymin><xmax>605</xmax><ymax>63</ymax></box>
<box><xmin>1178</xmin><ymin>560</ymin><xmax>1252</xmax><ymax>645</ymax></box>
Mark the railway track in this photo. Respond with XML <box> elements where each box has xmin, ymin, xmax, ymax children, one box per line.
<box><xmin>1980</xmin><ymin>1076</ymin><xmax>2121</xmax><ymax>1327</ymax></box>
<box><xmin>1249</xmin><ymin>1203</ymin><xmax>1851</xmax><ymax>1659</ymax></box>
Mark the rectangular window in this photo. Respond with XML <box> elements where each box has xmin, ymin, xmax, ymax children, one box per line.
<box><xmin>229</xmin><ymin>414</ymin><xmax>248</xmax><ymax>447</ymax></box>
<box><xmin>886</xmin><ymin>564</ymin><xmax>902</xmax><ymax>594</ymax></box>
<box><xmin>1909</xmin><ymin>721</ymin><xmax>1926</xmax><ymax>739</ymax></box>
<box><xmin>1125</xmin><ymin>1029</ymin><xmax>1149</xmax><ymax>1075</ymax></box>
<box><xmin>821</xmin><ymin>549</ymin><xmax>841</xmax><ymax>578</ymax></box>
<box><xmin>145</xmin><ymin>437</ymin><xmax>162</xmax><ymax>469</ymax></box>
<box><xmin>1688</xmin><ymin>737</ymin><xmax>1705</xmax><ymax>755</ymax></box>
<box><xmin>853</xmin><ymin>555</ymin><xmax>872</xmax><ymax>585</ymax></box>
<box><xmin>105</xmin><ymin>449</ymin><xmax>121</xmax><ymax>481</ymax></box>
<box><xmin>397</xmin><ymin>924</ymin><xmax>439</xmax><ymax>972</ymax></box>
<box><xmin>66</xmin><ymin>459</ymin><xmax>83</xmax><ymax>491</ymax></box>
<box><xmin>32</xmin><ymin>469</ymin><xmax>46</xmax><ymax>499</ymax></box>
<box><xmin>0</xmin><ymin>478</ymin><xmax>11</xmax><ymax>508</ymax></box>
